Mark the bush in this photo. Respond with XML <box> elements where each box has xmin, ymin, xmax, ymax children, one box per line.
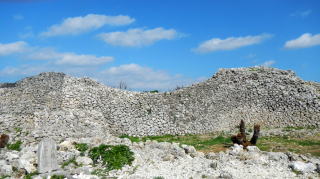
<box><xmin>7</xmin><ymin>140</ymin><xmax>22</xmax><ymax>151</ymax></box>
<box><xmin>75</xmin><ymin>143</ymin><xmax>89</xmax><ymax>156</ymax></box>
<box><xmin>89</xmin><ymin>144</ymin><xmax>134</xmax><ymax>171</ymax></box>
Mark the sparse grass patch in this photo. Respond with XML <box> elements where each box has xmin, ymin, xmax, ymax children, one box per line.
<box><xmin>257</xmin><ymin>135</ymin><xmax>320</xmax><ymax>156</ymax></box>
<box><xmin>50</xmin><ymin>175</ymin><xmax>65</xmax><ymax>179</ymax></box>
<box><xmin>23</xmin><ymin>171</ymin><xmax>39</xmax><ymax>179</ymax></box>
<box><xmin>120</xmin><ymin>133</ymin><xmax>232</xmax><ymax>151</ymax></box>
<box><xmin>61</xmin><ymin>157</ymin><xmax>79</xmax><ymax>169</ymax></box>
<box><xmin>153</xmin><ymin>177</ymin><xmax>164</xmax><ymax>179</ymax></box>
<box><xmin>119</xmin><ymin>134</ymin><xmax>140</xmax><ymax>143</ymax></box>
<box><xmin>7</xmin><ymin>140</ymin><xmax>22</xmax><ymax>151</ymax></box>
<box><xmin>89</xmin><ymin>144</ymin><xmax>134</xmax><ymax>171</ymax></box>
<box><xmin>75</xmin><ymin>143</ymin><xmax>89</xmax><ymax>156</ymax></box>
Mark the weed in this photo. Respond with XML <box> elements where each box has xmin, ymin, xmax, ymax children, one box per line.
<box><xmin>153</xmin><ymin>177</ymin><xmax>164</xmax><ymax>179</ymax></box>
<box><xmin>61</xmin><ymin>157</ymin><xmax>78</xmax><ymax>169</ymax></box>
<box><xmin>91</xmin><ymin>168</ymin><xmax>109</xmax><ymax>177</ymax></box>
<box><xmin>75</xmin><ymin>143</ymin><xmax>89</xmax><ymax>156</ymax></box>
<box><xmin>7</xmin><ymin>140</ymin><xmax>22</xmax><ymax>151</ymax></box>
<box><xmin>24</xmin><ymin>171</ymin><xmax>39</xmax><ymax>179</ymax></box>
<box><xmin>50</xmin><ymin>175</ymin><xmax>65</xmax><ymax>179</ymax></box>
<box><xmin>119</xmin><ymin>135</ymin><xmax>140</xmax><ymax>143</ymax></box>
<box><xmin>14</xmin><ymin>127</ymin><xmax>22</xmax><ymax>133</ymax></box>
<box><xmin>147</xmin><ymin>108</ymin><xmax>152</xmax><ymax>115</ymax></box>
<box><xmin>149</xmin><ymin>90</ymin><xmax>159</xmax><ymax>93</ymax></box>
<box><xmin>89</xmin><ymin>144</ymin><xmax>134</xmax><ymax>171</ymax></box>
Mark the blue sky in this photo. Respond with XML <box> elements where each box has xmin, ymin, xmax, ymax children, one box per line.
<box><xmin>0</xmin><ymin>0</ymin><xmax>319</xmax><ymax>90</ymax></box>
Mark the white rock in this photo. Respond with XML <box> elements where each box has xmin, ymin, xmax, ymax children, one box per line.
<box><xmin>229</xmin><ymin>144</ymin><xmax>243</xmax><ymax>155</ymax></box>
<box><xmin>290</xmin><ymin>161</ymin><xmax>316</xmax><ymax>173</ymax></box>
<box><xmin>0</xmin><ymin>163</ymin><xmax>12</xmax><ymax>175</ymax></box>
<box><xmin>59</xmin><ymin>141</ymin><xmax>75</xmax><ymax>151</ymax></box>
<box><xmin>18</xmin><ymin>151</ymin><xmax>37</xmax><ymax>173</ymax></box>
<box><xmin>247</xmin><ymin>146</ymin><xmax>260</xmax><ymax>153</ymax></box>
<box><xmin>72</xmin><ymin>172</ymin><xmax>99</xmax><ymax>179</ymax></box>
<box><xmin>5</xmin><ymin>152</ymin><xmax>19</xmax><ymax>162</ymax></box>
<box><xmin>76</xmin><ymin>156</ymin><xmax>93</xmax><ymax>166</ymax></box>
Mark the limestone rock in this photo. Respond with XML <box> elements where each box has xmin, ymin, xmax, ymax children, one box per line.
<box><xmin>289</xmin><ymin>161</ymin><xmax>316</xmax><ymax>174</ymax></box>
<box><xmin>37</xmin><ymin>138</ymin><xmax>59</xmax><ymax>173</ymax></box>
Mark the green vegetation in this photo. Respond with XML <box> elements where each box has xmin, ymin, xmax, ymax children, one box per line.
<box><xmin>282</xmin><ymin>126</ymin><xmax>316</xmax><ymax>131</ymax></box>
<box><xmin>89</xmin><ymin>144</ymin><xmax>134</xmax><ymax>171</ymax></box>
<box><xmin>23</xmin><ymin>171</ymin><xmax>39</xmax><ymax>179</ymax></box>
<box><xmin>149</xmin><ymin>90</ymin><xmax>159</xmax><ymax>93</ymax></box>
<box><xmin>7</xmin><ymin>140</ymin><xmax>22</xmax><ymax>151</ymax></box>
<box><xmin>0</xmin><ymin>176</ymin><xmax>10</xmax><ymax>179</ymax></box>
<box><xmin>257</xmin><ymin>135</ymin><xmax>320</xmax><ymax>156</ymax></box>
<box><xmin>61</xmin><ymin>157</ymin><xmax>79</xmax><ymax>169</ymax></box>
<box><xmin>50</xmin><ymin>175</ymin><xmax>65</xmax><ymax>179</ymax></box>
<box><xmin>119</xmin><ymin>134</ymin><xmax>231</xmax><ymax>151</ymax></box>
<box><xmin>153</xmin><ymin>177</ymin><xmax>164</xmax><ymax>179</ymax></box>
<box><xmin>14</xmin><ymin>127</ymin><xmax>22</xmax><ymax>133</ymax></box>
<box><xmin>119</xmin><ymin>131</ymin><xmax>320</xmax><ymax>156</ymax></box>
<box><xmin>75</xmin><ymin>143</ymin><xmax>89</xmax><ymax>156</ymax></box>
<box><xmin>119</xmin><ymin>134</ymin><xmax>140</xmax><ymax>143</ymax></box>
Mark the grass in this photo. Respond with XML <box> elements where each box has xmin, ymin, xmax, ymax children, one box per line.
<box><xmin>61</xmin><ymin>157</ymin><xmax>79</xmax><ymax>169</ymax></box>
<box><xmin>50</xmin><ymin>175</ymin><xmax>65</xmax><ymax>179</ymax></box>
<box><xmin>89</xmin><ymin>144</ymin><xmax>134</xmax><ymax>171</ymax></box>
<box><xmin>119</xmin><ymin>131</ymin><xmax>320</xmax><ymax>156</ymax></box>
<box><xmin>23</xmin><ymin>171</ymin><xmax>39</xmax><ymax>179</ymax></box>
<box><xmin>282</xmin><ymin>126</ymin><xmax>316</xmax><ymax>131</ymax></box>
<box><xmin>257</xmin><ymin>135</ymin><xmax>320</xmax><ymax>156</ymax></box>
<box><xmin>75</xmin><ymin>143</ymin><xmax>89</xmax><ymax>156</ymax></box>
<box><xmin>7</xmin><ymin>140</ymin><xmax>22</xmax><ymax>151</ymax></box>
<box><xmin>120</xmin><ymin>134</ymin><xmax>232</xmax><ymax>151</ymax></box>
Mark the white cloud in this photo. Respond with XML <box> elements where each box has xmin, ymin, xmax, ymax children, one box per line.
<box><xmin>261</xmin><ymin>60</ymin><xmax>275</xmax><ymax>67</ymax></box>
<box><xmin>13</xmin><ymin>14</ymin><xmax>24</xmax><ymax>20</ymax></box>
<box><xmin>0</xmin><ymin>41</ymin><xmax>28</xmax><ymax>56</ymax></box>
<box><xmin>40</xmin><ymin>14</ymin><xmax>135</xmax><ymax>37</ymax></box>
<box><xmin>291</xmin><ymin>10</ymin><xmax>312</xmax><ymax>18</ymax></box>
<box><xmin>98</xmin><ymin>27</ymin><xmax>178</xmax><ymax>47</ymax></box>
<box><xmin>100</xmin><ymin>64</ymin><xmax>197</xmax><ymax>90</ymax></box>
<box><xmin>194</xmin><ymin>34</ymin><xmax>272</xmax><ymax>53</ymax></box>
<box><xmin>28</xmin><ymin>48</ymin><xmax>113</xmax><ymax>65</ymax></box>
<box><xmin>284</xmin><ymin>33</ymin><xmax>320</xmax><ymax>49</ymax></box>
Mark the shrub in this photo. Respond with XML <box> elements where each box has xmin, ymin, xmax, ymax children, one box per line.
<box><xmin>23</xmin><ymin>171</ymin><xmax>39</xmax><ymax>179</ymax></box>
<box><xmin>61</xmin><ymin>157</ymin><xmax>78</xmax><ymax>169</ymax></box>
<box><xmin>7</xmin><ymin>140</ymin><xmax>22</xmax><ymax>151</ymax></box>
<box><xmin>89</xmin><ymin>144</ymin><xmax>134</xmax><ymax>171</ymax></box>
<box><xmin>50</xmin><ymin>175</ymin><xmax>65</xmax><ymax>179</ymax></box>
<box><xmin>75</xmin><ymin>143</ymin><xmax>89</xmax><ymax>156</ymax></box>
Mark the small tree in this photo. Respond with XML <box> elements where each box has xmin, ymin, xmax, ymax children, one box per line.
<box><xmin>119</xmin><ymin>81</ymin><xmax>128</xmax><ymax>90</ymax></box>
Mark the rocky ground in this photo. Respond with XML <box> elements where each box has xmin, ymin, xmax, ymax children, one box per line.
<box><xmin>1</xmin><ymin>129</ymin><xmax>320</xmax><ymax>179</ymax></box>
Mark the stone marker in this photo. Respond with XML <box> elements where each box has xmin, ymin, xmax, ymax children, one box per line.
<box><xmin>37</xmin><ymin>138</ymin><xmax>59</xmax><ymax>173</ymax></box>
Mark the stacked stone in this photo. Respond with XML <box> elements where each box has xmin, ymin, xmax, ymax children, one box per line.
<box><xmin>0</xmin><ymin>67</ymin><xmax>319</xmax><ymax>138</ymax></box>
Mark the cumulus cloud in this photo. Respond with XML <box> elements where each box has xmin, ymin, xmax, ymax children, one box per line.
<box><xmin>261</xmin><ymin>60</ymin><xmax>275</xmax><ymax>67</ymax></box>
<box><xmin>194</xmin><ymin>34</ymin><xmax>272</xmax><ymax>53</ymax></box>
<box><xmin>284</xmin><ymin>33</ymin><xmax>320</xmax><ymax>49</ymax></box>
<box><xmin>98</xmin><ymin>27</ymin><xmax>178</xmax><ymax>47</ymax></box>
<box><xmin>13</xmin><ymin>14</ymin><xmax>24</xmax><ymax>20</ymax></box>
<box><xmin>100</xmin><ymin>64</ymin><xmax>197</xmax><ymax>90</ymax></box>
<box><xmin>40</xmin><ymin>14</ymin><xmax>135</xmax><ymax>37</ymax></box>
<box><xmin>28</xmin><ymin>48</ymin><xmax>113</xmax><ymax>65</ymax></box>
<box><xmin>291</xmin><ymin>10</ymin><xmax>312</xmax><ymax>18</ymax></box>
<box><xmin>0</xmin><ymin>41</ymin><xmax>28</xmax><ymax>56</ymax></box>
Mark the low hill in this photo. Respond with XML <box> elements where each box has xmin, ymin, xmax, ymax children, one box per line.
<box><xmin>0</xmin><ymin>67</ymin><xmax>319</xmax><ymax>138</ymax></box>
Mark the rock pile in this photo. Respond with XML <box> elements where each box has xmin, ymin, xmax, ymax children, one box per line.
<box><xmin>0</xmin><ymin>134</ymin><xmax>319</xmax><ymax>179</ymax></box>
<box><xmin>0</xmin><ymin>67</ymin><xmax>319</xmax><ymax>138</ymax></box>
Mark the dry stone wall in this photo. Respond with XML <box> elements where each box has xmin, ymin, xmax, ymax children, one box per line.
<box><xmin>0</xmin><ymin>67</ymin><xmax>319</xmax><ymax>138</ymax></box>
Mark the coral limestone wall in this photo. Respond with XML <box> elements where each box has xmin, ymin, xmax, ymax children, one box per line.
<box><xmin>0</xmin><ymin>67</ymin><xmax>319</xmax><ymax>137</ymax></box>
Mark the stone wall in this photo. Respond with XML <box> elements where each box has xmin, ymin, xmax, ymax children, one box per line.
<box><xmin>0</xmin><ymin>67</ymin><xmax>319</xmax><ymax>138</ymax></box>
